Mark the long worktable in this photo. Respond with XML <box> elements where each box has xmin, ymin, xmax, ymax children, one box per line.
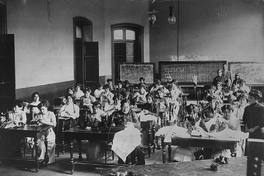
<box><xmin>161</xmin><ymin>136</ymin><xmax>239</xmax><ymax>163</ymax></box>
<box><xmin>0</xmin><ymin>124</ymin><xmax>50</xmax><ymax>172</ymax></box>
<box><xmin>64</xmin><ymin>126</ymin><xmax>124</xmax><ymax>174</ymax></box>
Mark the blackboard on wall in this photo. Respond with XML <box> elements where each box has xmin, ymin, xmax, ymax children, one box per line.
<box><xmin>229</xmin><ymin>62</ymin><xmax>264</xmax><ymax>85</ymax></box>
<box><xmin>119</xmin><ymin>63</ymin><xmax>155</xmax><ymax>84</ymax></box>
<box><xmin>159</xmin><ymin>61</ymin><xmax>227</xmax><ymax>84</ymax></box>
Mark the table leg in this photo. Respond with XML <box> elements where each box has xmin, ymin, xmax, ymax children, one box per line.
<box><xmin>162</xmin><ymin>137</ymin><xmax>166</xmax><ymax>163</ymax></box>
<box><xmin>44</xmin><ymin>135</ymin><xmax>48</xmax><ymax>166</ymax></box>
<box><xmin>168</xmin><ymin>144</ymin><xmax>171</xmax><ymax>162</ymax></box>
<box><xmin>70</xmin><ymin>140</ymin><xmax>74</xmax><ymax>175</ymax></box>
<box><xmin>148</xmin><ymin>123</ymin><xmax>151</xmax><ymax>157</ymax></box>
<box><xmin>62</xmin><ymin>121</ymin><xmax>65</xmax><ymax>154</ymax></box>
<box><xmin>78</xmin><ymin>139</ymin><xmax>82</xmax><ymax>160</ymax></box>
<box><xmin>34</xmin><ymin>137</ymin><xmax>39</xmax><ymax>172</ymax></box>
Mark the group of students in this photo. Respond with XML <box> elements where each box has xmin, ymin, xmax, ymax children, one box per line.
<box><xmin>0</xmin><ymin>92</ymin><xmax>57</xmax><ymax>164</ymax></box>
<box><xmin>0</xmin><ymin>65</ymin><xmax>263</xmax><ymax>165</ymax></box>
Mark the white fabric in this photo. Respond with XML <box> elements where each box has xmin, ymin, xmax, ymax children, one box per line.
<box><xmin>139</xmin><ymin>111</ymin><xmax>158</xmax><ymax>122</ymax></box>
<box><xmin>210</xmin><ymin>128</ymin><xmax>249</xmax><ymax>140</ymax></box>
<box><xmin>60</xmin><ymin>103</ymin><xmax>80</xmax><ymax>119</ymax></box>
<box><xmin>155</xmin><ymin>125</ymin><xmax>190</xmax><ymax>143</ymax></box>
<box><xmin>111</xmin><ymin>125</ymin><xmax>141</xmax><ymax>162</ymax></box>
<box><xmin>172</xmin><ymin>147</ymin><xmax>197</xmax><ymax>162</ymax></box>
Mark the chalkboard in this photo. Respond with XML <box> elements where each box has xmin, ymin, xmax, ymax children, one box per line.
<box><xmin>229</xmin><ymin>62</ymin><xmax>264</xmax><ymax>85</ymax></box>
<box><xmin>159</xmin><ymin>61</ymin><xmax>227</xmax><ymax>84</ymax></box>
<box><xmin>119</xmin><ymin>63</ymin><xmax>155</xmax><ymax>84</ymax></box>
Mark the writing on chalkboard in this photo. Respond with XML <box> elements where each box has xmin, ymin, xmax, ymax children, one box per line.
<box><xmin>159</xmin><ymin>61</ymin><xmax>226</xmax><ymax>84</ymax></box>
<box><xmin>119</xmin><ymin>63</ymin><xmax>154</xmax><ymax>84</ymax></box>
<box><xmin>229</xmin><ymin>62</ymin><xmax>264</xmax><ymax>85</ymax></box>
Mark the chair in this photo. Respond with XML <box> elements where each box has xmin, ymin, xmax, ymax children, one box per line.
<box><xmin>56</xmin><ymin>117</ymin><xmax>74</xmax><ymax>157</ymax></box>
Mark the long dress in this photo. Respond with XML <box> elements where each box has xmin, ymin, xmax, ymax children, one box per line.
<box><xmin>36</xmin><ymin>111</ymin><xmax>56</xmax><ymax>164</ymax></box>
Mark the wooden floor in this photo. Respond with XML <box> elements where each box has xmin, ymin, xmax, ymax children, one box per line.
<box><xmin>0</xmin><ymin>148</ymin><xmax>164</xmax><ymax>176</ymax></box>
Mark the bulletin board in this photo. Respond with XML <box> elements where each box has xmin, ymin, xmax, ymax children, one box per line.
<box><xmin>229</xmin><ymin>62</ymin><xmax>264</xmax><ymax>85</ymax></box>
<box><xmin>119</xmin><ymin>63</ymin><xmax>155</xmax><ymax>84</ymax></box>
<box><xmin>159</xmin><ymin>61</ymin><xmax>227</xmax><ymax>84</ymax></box>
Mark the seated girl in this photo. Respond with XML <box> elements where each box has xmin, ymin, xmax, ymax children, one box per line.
<box><xmin>113</xmin><ymin>99</ymin><xmax>139</xmax><ymax>128</ymax></box>
<box><xmin>0</xmin><ymin>100</ymin><xmax>27</xmax><ymax>158</ymax></box>
<box><xmin>137</xmin><ymin>94</ymin><xmax>156</xmax><ymax>113</ymax></box>
<box><xmin>7</xmin><ymin>99</ymin><xmax>27</xmax><ymax>127</ymax></box>
<box><xmin>100</xmin><ymin>85</ymin><xmax>114</xmax><ymax>107</ymax></box>
<box><xmin>133</xmin><ymin>85</ymin><xmax>148</xmax><ymax>105</ymax></box>
<box><xmin>90</xmin><ymin>101</ymin><xmax>107</xmax><ymax>126</ymax></box>
<box><xmin>233</xmin><ymin>93</ymin><xmax>248</xmax><ymax>131</ymax></box>
<box><xmin>182</xmin><ymin>104</ymin><xmax>200</xmax><ymax>132</ymax></box>
<box><xmin>111</xmin><ymin>100</ymin><xmax>144</xmax><ymax>165</ymax></box>
<box><xmin>66</xmin><ymin>87</ymin><xmax>74</xmax><ymax>97</ymax></box>
<box><xmin>155</xmin><ymin>88</ymin><xmax>169</xmax><ymax>126</ymax></box>
<box><xmin>35</xmin><ymin>100</ymin><xmax>56</xmax><ymax>164</ymax></box>
<box><xmin>199</xmin><ymin>107</ymin><xmax>221</xmax><ymax>134</ymax></box>
<box><xmin>94</xmin><ymin>83</ymin><xmax>104</xmax><ymax>100</ymax></box>
<box><xmin>59</xmin><ymin>95</ymin><xmax>80</xmax><ymax>120</ymax></box>
<box><xmin>150</xmin><ymin>79</ymin><xmax>163</xmax><ymax>94</ymax></box>
<box><xmin>81</xmin><ymin>87</ymin><xmax>96</xmax><ymax>113</ymax></box>
<box><xmin>73</xmin><ymin>84</ymin><xmax>84</xmax><ymax>101</ymax></box>
<box><xmin>28</xmin><ymin>92</ymin><xmax>41</xmax><ymax>122</ymax></box>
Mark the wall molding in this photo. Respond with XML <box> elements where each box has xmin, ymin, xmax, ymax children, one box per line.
<box><xmin>16</xmin><ymin>80</ymin><xmax>74</xmax><ymax>103</ymax></box>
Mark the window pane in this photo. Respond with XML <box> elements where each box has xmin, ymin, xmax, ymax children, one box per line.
<box><xmin>75</xmin><ymin>25</ymin><xmax>82</xmax><ymax>39</ymax></box>
<box><xmin>83</xmin><ymin>24</ymin><xmax>92</xmax><ymax>42</ymax></box>
<box><xmin>113</xmin><ymin>29</ymin><xmax>123</xmax><ymax>40</ymax></box>
<box><xmin>126</xmin><ymin>42</ymin><xmax>134</xmax><ymax>63</ymax></box>
<box><xmin>126</xmin><ymin>30</ymin><xmax>135</xmax><ymax>40</ymax></box>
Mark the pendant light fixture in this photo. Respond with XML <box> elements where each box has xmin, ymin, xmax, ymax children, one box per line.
<box><xmin>168</xmin><ymin>6</ymin><xmax>176</xmax><ymax>24</ymax></box>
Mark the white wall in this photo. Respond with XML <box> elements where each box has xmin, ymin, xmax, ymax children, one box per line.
<box><xmin>150</xmin><ymin>0</ymin><xmax>264</xmax><ymax>68</ymax></box>
<box><xmin>7</xmin><ymin>0</ymin><xmax>149</xmax><ymax>89</ymax></box>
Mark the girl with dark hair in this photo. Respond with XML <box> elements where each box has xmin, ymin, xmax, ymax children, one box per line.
<box><xmin>35</xmin><ymin>100</ymin><xmax>56</xmax><ymax>164</ymax></box>
<box><xmin>59</xmin><ymin>95</ymin><xmax>80</xmax><ymax>120</ymax></box>
<box><xmin>28</xmin><ymin>92</ymin><xmax>41</xmax><ymax>122</ymax></box>
<box><xmin>8</xmin><ymin>99</ymin><xmax>27</xmax><ymax>126</ymax></box>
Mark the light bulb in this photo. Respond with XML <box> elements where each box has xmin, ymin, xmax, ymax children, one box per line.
<box><xmin>168</xmin><ymin>6</ymin><xmax>176</xmax><ymax>24</ymax></box>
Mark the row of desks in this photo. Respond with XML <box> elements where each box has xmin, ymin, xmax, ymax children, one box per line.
<box><xmin>0</xmin><ymin>125</ymin><xmax>51</xmax><ymax>172</ymax></box>
<box><xmin>0</xmin><ymin>124</ymin><xmax>246</xmax><ymax>174</ymax></box>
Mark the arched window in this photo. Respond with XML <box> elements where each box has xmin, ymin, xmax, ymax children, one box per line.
<box><xmin>111</xmin><ymin>23</ymin><xmax>144</xmax><ymax>82</ymax></box>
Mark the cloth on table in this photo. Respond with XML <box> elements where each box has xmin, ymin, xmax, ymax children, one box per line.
<box><xmin>111</xmin><ymin>123</ymin><xmax>142</xmax><ymax>162</ymax></box>
<box><xmin>139</xmin><ymin>111</ymin><xmax>158</xmax><ymax>122</ymax></box>
<box><xmin>172</xmin><ymin>146</ymin><xmax>197</xmax><ymax>162</ymax></box>
<box><xmin>210</xmin><ymin>129</ymin><xmax>248</xmax><ymax>157</ymax></box>
<box><xmin>155</xmin><ymin>125</ymin><xmax>190</xmax><ymax>143</ymax></box>
<box><xmin>210</xmin><ymin>128</ymin><xmax>249</xmax><ymax>140</ymax></box>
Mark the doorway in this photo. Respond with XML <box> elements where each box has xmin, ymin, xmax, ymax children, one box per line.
<box><xmin>73</xmin><ymin>17</ymin><xmax>99</xmax><ymax>87</ymax></box>
<box><xmin>0</xmin><ymin>35</ymin><xmax>15</xmax><ymax>112</ymax></box>
<box><xmin>111</xmin><ymin>23</ymin><xmax>144</xmax><ymax>82</ymax></box>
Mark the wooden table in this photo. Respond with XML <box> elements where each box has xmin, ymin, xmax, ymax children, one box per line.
<box><xmin>0</xmin><ymin>124</ymin><xmax>50</xmax><ymax>172</ymax></box>
<box><xmin>162</xmin><ymin>136</ymin><xmax>239</xmax><ymax>163</ymax></box>
<box><xmin>103</xmin><ymin>157</ymin><xmax>263</xmax><ymax>176</ymax></box>
<box><xmin>64</xmin><ymin>127</ymin><xmax>123</xmax><ymax>174</ymax></box>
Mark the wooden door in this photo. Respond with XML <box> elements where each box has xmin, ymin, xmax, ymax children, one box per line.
<box><xmin>75</xmin><ymin>41</ymin><xmax>99</xmax><ymax>87</ymax></box>
<box><xmin>74</xmin><ymin>38</ymin><xmax>83</xmax><ymax>85</ymax></box>
<box><xmin>0</xmin><ymin>34</ymin><xmax>15</xmax><ymax>112</ymax></box>
<box><xmin>83</xmin><ymin>42</ymin><xmax>99</xmax><ymax>87</ymax></box>
<box><xmin>114</xmin><ymin>43</ymin><xmax>126</xmax><ymax>81</ymax></box>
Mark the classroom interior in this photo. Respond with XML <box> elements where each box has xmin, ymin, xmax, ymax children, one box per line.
<box><xmin>0</xmin><ymin>0</ymin><xmax>264</xmax><ymax>176</ymax></box>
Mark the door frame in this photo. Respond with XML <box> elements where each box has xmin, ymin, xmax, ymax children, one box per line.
<box><xmin>111</xmin><ymin>23</ymin><xmax>144</xmax><ymax>82</ymax></box>
<box><xmin>0</xmin><ymin>0</ymin><xmax>7</xmax><ymax>35</ymax></box>
<box><xmin>73</xmin><ymin>16</ymin><xmax>93</xmax><ymax>86</ymax></box>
